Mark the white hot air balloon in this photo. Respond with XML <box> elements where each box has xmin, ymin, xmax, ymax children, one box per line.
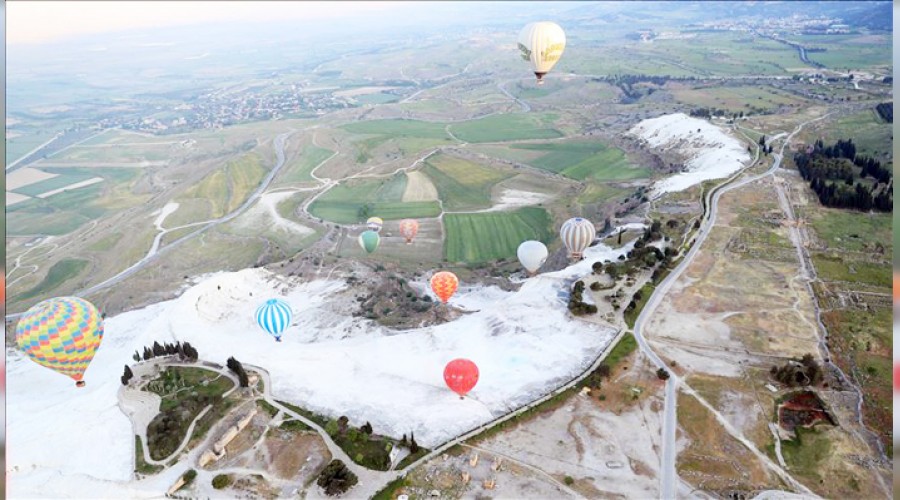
<box><xmin>518</xmin><ymin>21</ymin><xmax>566</xmax><ymax>85</ymax></box>
<box><xmin>517</xmin><ymin>240</ymin><xmax>549</xmax><ymax>276</ymax></box>
<box><xmin>560</xmin><ymin>217</ymin><xmax>596</xmax><ymax>260</ymax></box>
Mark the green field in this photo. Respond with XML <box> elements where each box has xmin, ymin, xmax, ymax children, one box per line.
<box><xmin>15</xmin><ymin>258</ymin><xmax>89</xmax><ymax>302</ymax></box>
<box><xmin>88</xmin><ymin>232</ymin><xmax>123</xmax><ymax>252</ymax></box>
<box><xmin>9</xmin><ymin>184</ymin><xmax>107</xmax><ymax>235</ymax></box>
<box><xmin>669</xmin><ymin>85</ymin><xmax>807</xmax><ymax>114</ymax></box>
<box><xmin>422</xmin><ymin>154</ymin><xmax>512</xmax><ymax>211</ymax></box>
<box><xmin>444</xmin><ymin>207</ymin><xmax>553</xmax><ymax>263</ymax></box>
<box><xmin>279</xmin><ymin>145</ymin><xmax>333</xmax><ymax>183</ymax></box>
<box><xmin>178</xmin><ymin>153</ymin><xmax>267</xmax><ymax>218</ymax></box>
<box><xmin>820</xmin><ymin>110</ymin><xmax>893</xmax><ymax>159</ymax></box>
<box><xmin>341</xmin><ymin>119</ymin><xmax>450</xmax><ymax>139</ymax></box>
<box><xmin>309</xmin><ymin>173</ymin><xmax>440</xmax><ymax>223</ymax></box>
<box><xmin>577</xmin><ymin>183</ymin><xmax>630</xmax><ymax>204</ymax></box>
<box><xmin>810</xmin><ymin>254</ymin><xmax>891</xmax><ymax>288</ymax></box>
<box><xmin>449</xmin><ymin>114</ymin><xmax>563</xmax><ymax>143</ymax></box>
<box><xmin>354</xmin><ymin>93</ymin><xmax>399</xmax><ymax>105</ymax></box>
<box><xmin>6</xmin><ymin>130</ymin><xmax>58</xmax><ymax>165</ymax></box>
<box><xmin>12</xmin><ymin>171</ymin><xmax>98</xmax><ymax>197</ymax></box>
<box><xmin>512</xmin><ymin>142</ymin><xmax>650</xmax><ymax>182</ymax></box>
<box><xmin>808</xmin><ymin>210</ymin><xmax>891</xmax><ymax>254</ymax></box>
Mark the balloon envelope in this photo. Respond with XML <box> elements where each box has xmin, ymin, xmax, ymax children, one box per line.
<box><xmin>430</xmin><ymin>271</ymin><xmax>459</xmax><ymax>303</ymax></box>
<box><xmin>16</xmin><ymin>296</ymin><xmax>104</xmax><ymax>386</ymax></box>
<box><xmin>366</xmin><ymin>217</ymin><xmax>384</xmax><ymax>232</ymax></box>
<box><xmin>444</xmin><ymin>358</ymin><xmax>479</xmax><ymax>397</ymax></box>
<box><xmin>518</xmin><ymin>21</ymin><xmax>566</xmax><ymax>83</ymax></box>
<box><xmin>359</xmin><ymin>230</ymin><xmax>380</xmax><ymax>254</ymax></box>
<box><xmin>517</xmin><ymin>240</ymin><xmax>549</xmax><ymax>274</ymax></box>
<box><xmin>256</xmin><ymin>298</ymin><xmax>292</xmax><ymax>341</ymax></box>
<box><xmin>560</xmin><ymin>217</ymin><xmax>596</xmax><ymax>259</ymax></box>
<box><xmin>398</xmin><ymin>219</ymin><xmax>419</xmax><ymax>244</ymax></box>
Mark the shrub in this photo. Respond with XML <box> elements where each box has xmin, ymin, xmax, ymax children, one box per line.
<box><xmin>183</xmin><ymin>469</ymin><xmax>197</xmax><ymax>485</ymax></box>
<box><xmin>590</xmin><ymin>282</ymin><xmax>601</xmax><ymax>291</ymax></box>
<box><xmin>317</xmin><ymin>460</ymin><xmax>359</xmax><ymax>496</ymax></box>
<box><xmin>564</xmin><ymin>476</ymin><xmax>575</xmax><ymax>485</ymax></box>
<box><xmin>656</xmin><ymin>368</ymin><xmax>670</xmax><ymax>380</ymax></box>
<box><xmin>212</xmin><ymin>474</ymin><xmax>232</xmax><ymax>489</ymax></box>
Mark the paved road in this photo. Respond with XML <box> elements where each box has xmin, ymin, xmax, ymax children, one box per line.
<box><xmin>633</xmin><ymin>113</ymin><xmax>832</xmax><ymax>499</ymax></box>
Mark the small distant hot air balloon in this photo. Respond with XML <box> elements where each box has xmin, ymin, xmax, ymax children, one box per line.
<box><xmin>560</xmin><ymin>217</ymin><xmax>596</xmax><ymax>260</ymax></box>
<box><xmin>444</xmin><ymin>358</ymin><xmax>479</xmax><ymax>399</ymax></box>
<box><xmin>430</xmin><ymin>271</ymin><xmax>459</xmax><ymax>304</ymax></box>
<box><xmin>359</xmin><ymin>230</ymin><xmax>380</xmax><ymax>254</ymax></box>
<box><xmin>256</xmin><ymin>298</ymin><xmax>292</xmax><ymax>342</ymax></box>
<box><xmin>367</xmin><ymin>217</ymin><xmax>384</xmax><ymax>233</ymax></box>
<box><xmin>517</xmin><ymin>240</ymin><xmax>549</xmax><ymax>276</ymax></box>
<box><xmin>16</xmin><ymin>296</ymin><xmax>104</xmax><ymax>387</ymax></box>
<box><xmin>398</xmin><ymin>218</ymin><xmax>419</xmax><ymax>244</ymax></box>
<box><xmin>518</xmin><ymin>21</ymin><xmax>566</xmax><ymax>85</ymax></box>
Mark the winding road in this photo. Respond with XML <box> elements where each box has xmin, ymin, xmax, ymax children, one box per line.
<box><xmin>633</xmin><ymin>113</ymin><xmax>833</xmax><ymax>498</ymax></box>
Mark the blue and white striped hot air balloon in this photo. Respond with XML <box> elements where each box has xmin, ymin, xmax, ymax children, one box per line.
<box><xmin>256</xmin><ymin>298</ymin><xmax>293</xmax><ymax>342</ymax></box>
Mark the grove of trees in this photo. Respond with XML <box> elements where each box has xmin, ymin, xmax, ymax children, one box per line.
<box><xmin>794</xmin><ymin>138</ymin><xmax>892</xmax><ymax>212</ymax></box>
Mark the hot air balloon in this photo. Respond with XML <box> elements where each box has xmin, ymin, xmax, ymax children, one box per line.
<box><xmin>398</xmin><ymin>218</ymin><xmax>419</xmax><ymax>244</ymax></box>
<box><xmin>430</xmin><ymin>271</ymin><xmax>459</xmax><ymax>303</ymax></box>
<box><xmin>518</xmin><ymin>21</ymin><xmax>566</xmax><ymax>85</ymax></box>
<box><xmin>444</xmin><ymin>358</ymin><xmax>479</xmax><ymax>399</ymax></box>
<box><xmin>15</xmin><ymin>296</ymin><xmax>104</xmax><ymax>387</ymax></box>
<box><xmin>517</xmin><ymin>240</ymin><xmax>549</xmax><ymax>276</ymax></box>
<box><xmin>256</xmin><ymin>298</ymin><xmax>292</xmax><ymax>342</ymax></box>
<box><xmin>561</xmin><ymin>217</ymin><xmax>596</xmax><ymax>260</ymax></box>
<box><xmin>367</xmin><ymin>217</ymin><xmax>384</xmax><ymax>233</ymax></box>
<box><xmin>359</xmin><ymin>230</ymin><xmax>380</xmax><ymax>254</ymax></box>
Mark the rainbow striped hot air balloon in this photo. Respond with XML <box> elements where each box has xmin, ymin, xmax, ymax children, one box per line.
<box><xmin>359</xmin><ymin>230</ymin><xmax>380</xmax><ymax>254</ymax></box>
<box><xmin>16</xmin><ymin>296</ymin><xmax>104</xmax><ymax>387</ymax></box>
<box><xmin>560</xmin><ymin>217</ymin><xmax>596</xmax><ymax>260</ymax></box>
<box><xmin>256</xmin><ymin>298</ymin><xmax>292</xmax><ymax>342</ymax></box>
<box><xmin>367</xmin><ymin>217</ymin><xmax>384</xmax><ymax>233</ymax></box>
<box><xmin>398</xmin><ymin>219</ymin><xmax>419</xmax><ymax>244</ymax></box>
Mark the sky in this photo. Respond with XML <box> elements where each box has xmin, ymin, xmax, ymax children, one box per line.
<box><xmin>6</xmin><ymin>1</ymin><xmax>409</xmax><ymax>45</ymax></box>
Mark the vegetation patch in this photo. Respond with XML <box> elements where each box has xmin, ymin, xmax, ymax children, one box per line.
<box><xmin>316</xmin><ymin>459</ymin><xmax>358</xmax><ymax>496</ymax></box>
<box><xmin>449</xmin><ymin>113</ymin><xmax>562</xmax><ymax>143</ymax></box>
<box><xmin>309</xmin><ymin>174</ymin><xmax>440</xmax><ymax>223</ymax></box>
<box><xmin>512</xmin><ymin>141</ymin><xmax>649</xmax><ymax>182</ymax></box>
<box><xmin>279</xmin><ymin>144</ymin><xmax>333</xmax><ymax>183</ymax></box>
<box><xmin>134</xmin><ymin>436</ymin><xmax>163</xmax><ymax>475</ymax></box>
<box><xmin>341</xmin><ymin>119</ymin><xmax>450</xmax><ymax>139</ymax></box>
<box><xmin>422</xmin><ymin>153</ymin><xmax>512</xmax><ymax>211</ymax></box>
<box><xmin>15</xmin><ymin>258</ymin><xmax>89</xmax><ymax>302</ymax></box>
<box><xmin>144</xmin><ymin>367</ymin><xmax>235</xmax><ymax>460</ymax></box>
<box><xmin>444</xmin><ymin>208</ymin><xmax>553</xmax><ymax>263</ymax></box>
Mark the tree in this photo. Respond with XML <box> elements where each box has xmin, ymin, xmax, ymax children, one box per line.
<box><xmin>656</xmin><ymin>368</ymin><xmax>670</xmax><ymax>380</ymax></box>
<box><xmin>212</xmin><ymin>474</ymin><xmax>232</xmax><ymax>489</ymax></box>
<box><xmin>592</xmin><ymin>262</ymin><xmax>604</xmax><ymax>274</ymax></box>
<box><xmin>133</xmin><ymin>351</ymin><xmax>140</xmax><ymax>362</ymax></box>
<box><xmin>361</xmin><ymin>421</ymin><xmax>373</xmax><ymax>435</ymax></box>
<box><xmin>400</xmin><ymin>434</ymin><xmax>408</xmax><ymax>448</ymax></box>
<box><xmin>337</xmin><ymin>416</ymin><xmax>349</xmax><ymax>434</ymax></box>
<box><xmin>121</xmin><ymin>375</ymin><xmax>129</xmax><ymax>386</ymax></box>
<box><xmin>143</xmin><ymin>347</ymin><xmax>152</xmax><ymax>361</ymax></box>
<box><xmin>123</xmin><ymin>365</ymin><xmax>134</xmax><ymax>382</ymax></box>
<box><xmin>325</xmin><ymin>420</ymin><xmax>340</xmax><ymax>437</ymax></box>
<box><xmin>597</xmin><ymin>364</ymin><xmax>611</xmax><ymax>378</ymax></box>
<box><xmin>152</xmin><ymin>341</ymin><xmax>165</xmax><ymax>357</ymax></box>
<box><xmin>409</xmin><ymin>432</ymin><xmax>420</xmax><ymax>454</ymax></box>
<box><xmin>316</xmin><ymin>460</ymin><xmax>358</xmax><ymax>497</ymax></box>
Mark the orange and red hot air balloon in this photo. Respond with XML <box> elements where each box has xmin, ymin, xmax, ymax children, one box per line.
<box><xmin>430</xmin><ymin>271</ymin><xmax>459</xmax><ymax>303</ymax></box>
<box><xmin>398</xmin><ymin>219</ymin><xmax>419</xmax><ymax>244</ymax></box>
<box><xmin>444</xmin><ymin>358</ymin><xmax>479</xmax><ymax>399</ymax></box>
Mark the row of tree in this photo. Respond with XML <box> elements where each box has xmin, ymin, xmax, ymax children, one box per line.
<box><xmin>226</xmin><ymin>357</ymin><xmax>250</xmax><ymax>388</ymax></box>
<box><xmin>568</xmin><ymin>280</ymin><xmax>598</xmax><ymax>316</ymax></box>
<box><xmin>875</xmin><ymin>102</ymin><xmax>892</xmax><ymax>123</ymax></box>
<box><xmin>794</xmin><ymin>138</ymin><xmax>892</xmax><ymax>212</ymax></box>
<box><xmin>132</xmin><ymin>341</ymin><xmax>199</xmax><ymax>363</ymax></box>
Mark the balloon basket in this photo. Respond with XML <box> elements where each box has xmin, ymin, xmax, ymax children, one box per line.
<box><xmin>459</xmin><ymin>396</ymin><xmax>464</xmax><ymax>400</ymax></box>
<box><xmin>76</xmin><ymin>381</ymin><xmax>86</xmax><ymax>388</ymax></box>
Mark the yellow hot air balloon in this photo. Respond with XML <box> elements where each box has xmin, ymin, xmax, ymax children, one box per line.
<box><xmin>518</xmin><ymin>21</ymin><xmax>566</xmax><ymax>84</ymax></box>
<box><xmin>15</xmin><ymin>297</ymin><xmax>105</xmax><ymax>387</ymax></box>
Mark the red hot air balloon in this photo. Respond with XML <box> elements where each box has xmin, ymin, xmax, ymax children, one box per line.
<box><xmin>444</xmin><ymin>358</ymin><xmax>479</xmax><ymax>399</ymax></box>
